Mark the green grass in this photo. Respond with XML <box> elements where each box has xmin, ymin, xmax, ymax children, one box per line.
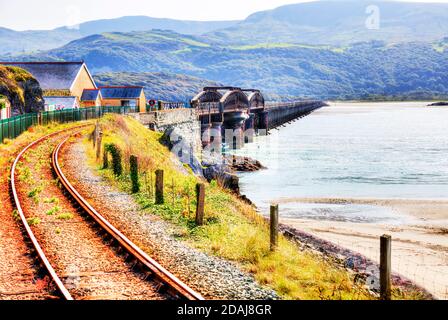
<box><xmin>46</xmin><ymin>205</ymin><xmax>61</xmax><ymax>216</ymax></box>
<box><xmin>228</xmin><ymin>43</ymin><xmax>348</xmax><ymax>53</ymax></box>
<box><xmin>85</xmin><ymin>114</ymin><xmax>379</xmax><ymax>300</ymax></box>
<box><xmin>27</xmin><ymin>217</ymin><xmax>41</xmax><ymax>226</ymax></box>
<box><xmin>432</xmin><ymin>43</ymin><xmax>448</xmax><ymax>53</ymax></box>
<box><xmin>44</xmin><ymin>197</ymin><xmax>59</xmax><ymax>205</ymax></box>
<box><xmin>229</xmin><ymin>43</ymin><xmax>300</xmax><ymax>50</ymax></box>
<box><xmin>171</xmin><ymin>48</ymin><xmax>193</xmax><ymax>55</ymax></box>
<box><xmin>56</xmin><ymin>213</ymin><xmax>74</xmax><ymax>220</ymax></box>
<box><xmin>27</xmin><ymin>186</ymin><xmax>43</xmax><ymax>203</ymax></box>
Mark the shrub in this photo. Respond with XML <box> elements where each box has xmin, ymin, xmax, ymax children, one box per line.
<box><xmin>103</xmin><ymin>147</ymin><xmax>109</xmax><ymax>169</ymax></box>
<box><xmin>130</xmin><ymin>155</ymin><xmax>140</xmax><ymax>193</ymax></box>
<box><xmin>104</xmin><ymin>143</ymin><xmax>122</xmax><ymax>176</ymax></box>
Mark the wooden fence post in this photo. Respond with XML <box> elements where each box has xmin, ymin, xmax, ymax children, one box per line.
<box><xmin>96</xmin><ymin>132</ymin><xmax>102</xmax><ymax>160</ymax></box>
<box><xmin>155</xmin><ymin>169</ymin><xmax>164</xmax><ymax>204</ymax></box>
<box><xmin>93</xmin><ymin>121</ymin><xmax>98</xmax><ymax>148</ymax></box>
<box><xmin>195</xmin><ymin>183</ymin><xmax>205</xmax><ymax>226</ymax></box>
<box><xmin>270</xmin><ymin>204</ymin><xmax>279</xmax><ymax>251</ymax></box>
<box><xmin>380</xmin><ymin>234</ymin><xmax>392</xmax><ymax>300</ymax></box>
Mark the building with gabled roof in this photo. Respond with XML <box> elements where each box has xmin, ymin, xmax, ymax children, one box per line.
<box><xmin>99</xmin><ymin>86</ymin><xmax>146</xmax><ymax>112</ymax></box>
<box><xmin>80</xmin><ymin>89</ymin><xmax>102</xmax><ymax>107</ymax></box>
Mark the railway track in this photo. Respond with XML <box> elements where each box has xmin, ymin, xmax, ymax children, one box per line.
<box><xmin>10</xmin><ymin>127</ymin><xmax>203</xmax><ymax>301</ymax></box>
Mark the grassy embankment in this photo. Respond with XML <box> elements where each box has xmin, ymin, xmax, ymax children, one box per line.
<box><xmin>85</xmin><ymin>114</ymin><xmax>426</xmax><ymax>300</ymax></box>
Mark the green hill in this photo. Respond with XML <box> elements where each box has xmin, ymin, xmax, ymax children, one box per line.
<box><xmin>6</xmin><ymin>30</ymin><xmax>448</xmax><ymax>100</ymax></box>
<box><xmin>208</xmin><ymin>0</ymin><xmax>448</xmax><ymax>46</ymax></box>
<box><xmin>3</xmin><ymin>1</ymin><xmax>448</xmax><ymax>55</ymax></box>
<box><xmin>0</xmin><ymin>16</ymin><xmax>236</xmax><ymax>55</ymax></box>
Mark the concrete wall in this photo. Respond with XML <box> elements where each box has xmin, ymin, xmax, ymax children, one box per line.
<box><xmin>130</xmin><ymin>108</ymin><xmax>202</xmax><ymax>156</ymax></box>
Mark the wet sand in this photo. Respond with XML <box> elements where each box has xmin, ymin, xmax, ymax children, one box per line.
<box><xmin>279</xmin><ymin>198</ymin><xmax>448</xmax><ymax>300</ymax></box>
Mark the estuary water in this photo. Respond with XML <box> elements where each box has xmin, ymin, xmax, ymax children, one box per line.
<box><xmin>232</xmin><ymin>101</ymin><xmax>448</xmax><ymax>298</ymax></box>
<box><xmin>232</xmin><ymin>102</ymin><xmax>448</xmax><ymax>223</ymax></box>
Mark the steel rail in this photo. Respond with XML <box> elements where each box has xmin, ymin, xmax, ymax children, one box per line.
<box><xmin>10</xmin><ymin>126</ymin><xmax>91</xmax><ymax>300</ymax></box>
<box><xmin>52</xmin><ymin>136</ymin><xmax>204</xmax><ymax>301</ymax></box>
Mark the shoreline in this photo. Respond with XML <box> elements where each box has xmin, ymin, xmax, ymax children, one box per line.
<box><xmin>233</xmin><ymin>101</ymin><xmax>448</xmax><ymax>299</ymax></box>
<box><xmin>243</xmin><ymin>194</ymin><xmax>448</xmax><ymax>300</ymax></box>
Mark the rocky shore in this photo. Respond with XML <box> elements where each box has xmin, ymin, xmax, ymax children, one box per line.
<box><xmin>224</xmin><ymin>154</ymin><xmax>266</xmax><ymax>172</ymax></box>
<box><xmin>202</xmin><ymin>154</ymin><xmax>265</xmax><ymax>197</ymax></box>
<box><xmin>428</xmin><ymin>101</ymin><xmax>448</xmax><ymax>106</ymax></box>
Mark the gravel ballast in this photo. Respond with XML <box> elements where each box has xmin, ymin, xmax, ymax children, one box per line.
<box><xmin>62</xmin><ymin>140</ymin><xmax>278</xmax><ymax>300</ymax></box>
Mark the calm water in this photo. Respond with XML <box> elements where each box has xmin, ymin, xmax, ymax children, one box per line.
<box><xmin>232</xmin><ymin>102</ymin><xmax>448</xmax><ymax>222</ymax></box>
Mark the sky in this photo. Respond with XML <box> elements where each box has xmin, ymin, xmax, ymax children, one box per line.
<box><xmin>0</xmin><ymin>0</ymin><xmax>447</xmax><ymax>31</ymax></box>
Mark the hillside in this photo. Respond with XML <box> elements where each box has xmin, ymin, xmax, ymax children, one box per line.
<box><xmin>94</xmin><ymin>72</ymin><xmax>221</xmax><ymax>101</ymax></box>
<box><xmin>0</xmin><ymin>65</ymin><xmax>44</xmax><ymax>114</ymax></box>
<box><xmin>3</xmin><ymin>1</ymin><xmax>448</xmax><ymax>55</ymax></box>
<box><xmin>208</xmin><ymin>0</ymin><xmax>448</xmax><ymax>45</ymax></box>
<box><xmin>6</xmin><ymin>30</ymin><xmax>448</xmax><ymax>100</ymax></box>
<box><xmin>0</xmin><ymin>16</ymin><xmax>236</xmax><ymax>55</ymax></box>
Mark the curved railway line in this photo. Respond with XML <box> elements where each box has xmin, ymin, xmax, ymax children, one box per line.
<box><xmin>10</xmin><ymin>126</ymin><xmax>203</xmax><ymax>301</ymax></box>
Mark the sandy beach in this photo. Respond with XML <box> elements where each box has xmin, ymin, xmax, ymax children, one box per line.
<box><xmin>280</xmin><ymin>198</ymin><xmax>448</xmax><ymax>299</ymax></box>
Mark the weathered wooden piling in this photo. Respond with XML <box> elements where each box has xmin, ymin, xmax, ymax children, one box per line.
<box><xmin>195</xmin><ymin>183</ymin><xmax>205</xmax><ymax>226</ymax></box>
<box><xmin>380</xmin><ymin>234</ymin><xmax>392</xmax><ymax>300</ymax></box>
<box><xmin>155</xmin><ymin>169</ymin><xmax>164</xmax><ymax>204</ymax></box>
<box><xmin>270</xmin><ymin>204</ymin><xmax>279</xmax><ymax>251</ymax></box>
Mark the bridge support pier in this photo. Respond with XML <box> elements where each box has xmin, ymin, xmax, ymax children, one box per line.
<box><xmin>210</xmin><ymin>122</ymin><xmax>223</xmax><ymax>153</ymax></box>
<box><xmin>201</xmin><ymin>123</ymin><xmax>211</xmax><ymax>148</ymax></box>
<box><xmin>225</xmin><ymin>125</ymin><xmax>244</xmax><ymax>150</ymax></box>
<box><xmin>257</xmin><ymin>111</ymin><xmax>269</xmax><ymax>135</ymax></box>
<box><xmin>244</xmin><ymin>113</ymin><xmax>255</xmax><ymax>143</ymax></box>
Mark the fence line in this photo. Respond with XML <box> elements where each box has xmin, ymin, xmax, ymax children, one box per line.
<box><xmin>331</xmin><ymin>236</ymin><xmax>447</xmax><ymax>299</ymax></box>
<box><xmin>0</xmin><ymin>105</ymin><xmax>139</xmax><ymax>144</ymax></box>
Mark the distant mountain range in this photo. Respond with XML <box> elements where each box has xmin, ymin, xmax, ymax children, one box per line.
<box><xmin>208</xmin><ymin>0</ymin><xmax>448</xmax><ymax>45</ymax></box>
<box><xmin>3</xmin><ymin>1</ymin><xmax>448</xmax><ymax>55</ymax></box>
<box><xmin>0</xmin><ymin>16</ymin><xmax>237</xmax><ymax>54</ymax></box>
<box><xmin>6</xmin><ymin>29</ymin><xmax>447</xmax><ymax>100</ymax></box>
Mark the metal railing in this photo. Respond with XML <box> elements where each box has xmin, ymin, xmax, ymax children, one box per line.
<box><xmin>0</xmin><ymin>106</ymin><xmax>139</xmax><ymax>144</ymax></box>
<box><xmin>146</xmin><ymin>101</ymin><xmax>191</xmax><ymax>112</ymax></box>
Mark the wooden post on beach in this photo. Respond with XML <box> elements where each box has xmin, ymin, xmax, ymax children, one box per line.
<box><xmin>380</xmin><ymin>234</ymin><xmax>392</xmax><ymax>300</ymax></box>
<box><xmin>195</xmin><ymin>183</ymin><xmax>205</xmax><ymax>226</ymax></box>
<box><xmin>270</xmin><ymin>204</ymin><xmax>279</xmax><ymax>251</ymax></box>
<box><xmin>155</xmin><ymin>169</ymin><xmax>164</xmax><ymax>204</ymax></box>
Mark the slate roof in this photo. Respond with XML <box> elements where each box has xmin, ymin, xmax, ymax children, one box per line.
<box><xmin>81</xmin><ymin>89</ymin><xmax>100</xmax><ymax>101</ymax></box>
<box><xmin>99</xmin><ymin>86</ymin><xmax>144</xmax><ymax>99</ymax></box>
<box><xmin>0</xmin><ymin>62</ymin><xmax>93</xmax><ymax>90</ymax></box>
<box><xmin>44</xmin><ymin>96</ymin><xmax>79</xmax><ymax>109</ymax></box>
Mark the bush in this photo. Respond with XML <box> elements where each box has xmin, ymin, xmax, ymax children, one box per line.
<box><xmin>103</xmin><ymin>147</ymin><xmax>109</xmax><ymax>169</ymax></box>
<box><xmin>130</xmin><ymin>155</ymin><xmax>140</xmax><ymax>193</ymax></box>
<box><xmin>104</xmin><ymin>143</ymin><xmax>122</xmax><ymax>176</ymax></box>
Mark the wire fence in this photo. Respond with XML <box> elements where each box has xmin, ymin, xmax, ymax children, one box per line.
<box><xmin>321</xmin><ymin>235</ymin><xmax>447</xmax><ymax>299</ymax></box>
<box><xmin>0</xmin><ymin>106</ymin><xmax>139</xmax><ymax>144</ymax></box>
<box><xmin>276</xmin><ymin>220</ymin><xmax>447</xmax><ymax>299</ymax></box>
